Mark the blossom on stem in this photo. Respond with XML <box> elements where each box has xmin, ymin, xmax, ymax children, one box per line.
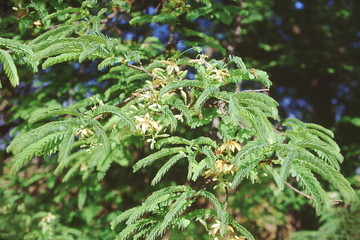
<box><xmin>134</xmin><ymin>113</ymin><xmax>160</xmax><ymax>134</ymax></box>
<box><xmin>219</xmin><ymin>140</ymin><xmax>241</xmax><ymax>153</ymax></box>
<box><xmin>215</xmin><ymin>160</ymin><xmax>238</xmax><ymax>175</ymax></box>
<box><xmin>75</xmin><ymin>128</ymin><xmax>94</xmax><ymax>138</ymax></box>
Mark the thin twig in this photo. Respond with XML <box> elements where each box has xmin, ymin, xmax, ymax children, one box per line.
<box><xmin>225</xmin><ymin>186</ymin><xmax>229</xmax><ymax>203</ymax></box>
<box><xmin>233</xmin><ymin>1</ymin><xmax>244</xmax><ymax>93</ymax></box>
<box><xmin>124</xmin><ymin>63</ymin><xmax>155</xmax><ymax>78</ymax></box>
<box><xmin>285</xmin><ymin>182</ymin><xmax>342</xmax><ymax>204</ymax></box>
<box><xmin>167</xmin><ymin>25</ymin><xmax>175</xmax><ymax>47</ymax></box>
<box><xmin>116</xmin><ymin>94</ymin><xmax>136</xmax><ymax>108</ymax></box>
<box><xmin>242</xmin><ymin>88</ymin><xmax>270</xmax><ymax>92</ymax></box>
<box><xmin>150</xmin><ymin>25</ymin><xmax>177</xmax><ymax>62</ymax></box>
<box><xmin>94</xmin><ymin>64</ymin><xmax>155</xmax><ymax>112</ymax></box>
<box><xmin>285</xmin><ymin>182</ymin><xmax>312</xmax><ymax>199</ymax></box>
<box><xmin>100</xmin><ymin>9</ymin><xmax>118</xmax><ymax>24</ymax></box>
<box><xmin>155</xmin><ymin>0</ymin><xmax>167</xmax><ymax>14</ymax></box>
<box><xmin>113</xmin><ymin>64</ymin><xmax>155</xmax><ymax>107</ymax></box>
<box><xmin>228</xmin><ymin>0</ymin><xmax>244</xmax><ymax>54</ymax></box>
<box><xmin>116</xmin><ymin>84</ymin><xmax>161</xmax><ymax>108</ymax></box>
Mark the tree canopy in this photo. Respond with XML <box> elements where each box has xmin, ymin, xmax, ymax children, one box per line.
<box><xmin>0</xmin><ymin>1</ymin><xmax>359</xmax><ymax>239</ymax></box>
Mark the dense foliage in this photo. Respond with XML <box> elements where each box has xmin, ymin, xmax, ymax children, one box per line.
<box><xmin>0</xmin><ymin>0</ymin><xmax>359</xmax><ymax>239</ymax></box>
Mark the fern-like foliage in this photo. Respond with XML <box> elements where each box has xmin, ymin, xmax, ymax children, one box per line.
<box><xmin>133</xmin><ymin>135</ymin><xmax>220</xmax><ymax>184</ymax></box>
<box><xmin>7</xmin><ymin>98</ymin><xmax>135</xmax><ymax>180</ymax></box>
<box><xmin>110</xmin><ymin>185</ymin><xmax>253</xmax><ymax>240</ymax></box>
<box><xmin>292</xmin><ymin>203</ymin><xmax>360</xmax><ymax>240</ymax></box>
<box><xmin>4</xmin><ymin>8</ymin><xmax>357</xmax><ymax>237</ymax></box>
<box><xmin>0</xmin><ymin>37</ymin><xmax>36</xmax><ymax>87</ymax></box>
<box><xmin>0</xmin><ymin>49</ymin><xmax>19</xmax><ymax>87</ymax></box>
<box><xmin>110</xmin><ymin>186</ymin><xmax>195</xmax><ymax>239</ymax></box>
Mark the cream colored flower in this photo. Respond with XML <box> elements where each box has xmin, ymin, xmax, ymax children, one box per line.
<box><xmin>160</xmin><ymin>60</ymin><xmax>180</xmax><ymax>75</ymax></box>
<box><xmin>134</xmin><ymin>113</ymin><xmax>160</xmax><ymax>134</ymax></box>
<box><xmin>230</xmin><ymin>236</ymin><xmax>246</xmax><ymax>240</ymax></box>
<box><xmin>189</xmin><ymin>54</ymin><xmax>213</xmax><ymax>68</ymax></box>
<box><xmin>210</xmin><ymin>69</ymin><xmax>230</xmax><ymax>83</ymax></box>
<box><xmin>210</xmin><ymin>220</ymin><xmax>221</xmax><ymax>236</ymax></box>
<box><xmin>219</xmin><ymin>140</ymin><xmax>241</xmax><ymax>153</ymax></box>
<box><xmin>41</xmin><ymin>213</ymin><xmax>56</xmax><ymax>223</ymax></box>
<box><xmin>152</xmin><ymin>67</ymin><xmax>165</xmax><ymax>76</ymax></box>
<box><xmin>210</xmin><ymin>221</ymin><xmax>240</xmax><ymax>239</ymax></box>
<box><xmin>249</xmin><ymin>68</ymin><xmax>258</xmax><ymax>79</ymax></box>
<box><xmin>215</xmin><ymin>160</ymin><xmax>238</xmax><ymax>175</ymax></box>
<box><xmin>174</xmin><ymin>114</ymin><xmax>184</xmax><ymax>122</ymax></box>
<box><xmin>75</xmin><ymin>128</ymin><xmax>94</xmax><ymax>138</ymax></box>
<box><xmin>33</xmin><ymin>20</ymin><xmax>41</xmax><ymax>26</ymax></box>
<box><xmin>80</xmin><ymin>163</ymin><xmax>88</xmax><ymax>171</ymax></box>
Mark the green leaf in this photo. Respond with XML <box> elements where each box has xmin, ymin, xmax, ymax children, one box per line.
<box><xmin>160</xmin><ymin>105</ymin><xmax>177</xmax><ymax>131</ymax></box>
<box><xmin>29</xmin><ymin>107</ymin><xmax>83</xmax><ymax>124</ymax></box>
<box><xmin>11</xmin><ymin>131</ymin><xmax>65</xmax><ymax>173</ymax></box>
<box><xmin>165</xmin><ymin>96</ymin><xmax>192</xmax><ymax>123</ymax></box>
<box><xmin>133</xmin><ymin>147</ymin><xmax>186</xmax><ymax>172</ymax></box>
<box><xmin>78</xmin><ymin>187</ymin><xmax>87</xmax><ymax>210</ymax></box>
<box><xmin>194</xmin><ymin>87</ymin><xmax>218</xmax><ymax>113</ymax></box>
<box><xmin>159</xmin><ymin>80</ymin><xmax>201</xmax><ymax>96</ymax></box>
<box><xmin>186</xmin><ymin>7</ymin><xmax>212</xmax><ymax>21</ymax></box>
<box><xmin>151</xmin><ymin>14</ymin><xmax>178</xmax><ymax>24</ymax></box>
<box><xmin>191</xmin><ymin>136</ymin><xmax>217</xmax><ymax>148</ymax></box>
<box><xmin>0</xmin><ymin>49</ymin><xmax>19</xmax><ymax>87</ymax></box>
<box><xmin>230</xmin><ymin>220</ymin><xmax>255</xmax><ymax>240</ymax></box>
<box><xmin>90</xmin><ymin>105</ymin><xmax>135</xmax><ymax>130</ymax></box>
<box><xmin>215</xmin><ymin>9</ymin><xmax>232</xmax><ymax>25</ymax></box>
<box><xmin>229</xmin><ymin>56</ymin><xmax>247</xmax><ymax>74</ymax></box>
<box><xmin>42</xmin><ymin>7</ymin><xmax>85</xmax><ymax>23</ymax></box>
<box><xmin>305</xmin><ymin>122</ymin><xmax>334</xmax><ymax>138</ymax></box>
<box><xmin>244</xmin><ymin>69</ymin><xmax>272</xmax><ymax>88</ymax></box>
<box><xmin>98</xmin><ymin>57</ymin><xmax>123</xmax><ymax>70</ymax></box>
<box><xmin>183</xmin><ymin>28</ymin><xmax>226</xmax><ymax>55</ymax></box>
<box><xmin>30</xmin><ymin>24</ymin><xmax>83</xmax><ymax>45</ymax></box>
<box><xmin>56</xmin><ymin>128</ymin><xmax>76</xmax><ymax>174</ymax></box>
<box><xmin>277</xmin><ymin>152</ymin><xmax>294</xmax><ymax>190</ymax></box>
<box><xmin>293</xmin><ymin>165</ymin><xmax>330</xmax><ymax>212</ymax></box>
<box><xmin>129</xmin><ymin>15</ymin><xmax>153</xmax><ymax>25</ymax></box>
<box><xmin>155</xmin><ymin>136</ymin><xmax>191</xmax><ymax>149</ymax></box>
<box><xmin>151</xmin><ymin>152</ymin><xmax>186</xmax><ymax>186</ymax></box>
<box><xmin>233</xmin><ymin>140</ymin><xmax>270</xmax><ymax>165</ymax></box>
<box><xmin>200</xmin><ymin>0</ymin><xmax>212</xmax><ymax>7</ymax></box>
<box><xmin>198</xmin><ymin>190</ymin><xmax>224</xmax><ymax>220</ymax></box>
<box><xmin>115</xmin><ymin>219</ymin><xmax>155</xmax><ymax>240</ymax></box>
<box><xmin>294</xmin><ymin>156</ymin><xmax>357</xmax><ymax>203</ymax></box>
<box><xmin>0</xmin><ymin>37</ymin><xmax>34</xmax><ymax>56</ymax></box>
<box><xmin>146</xmin><ymin>191</ymin><xmax>194</xmax><ymax>240</ymax></box>
<box><xmin>7</xmin><ymin>120</ymin><xmax>69</xmax><ymax>154</ymax></box>
<box><xmin>42</xmin><ymin>52</ymin><xmax>80</xmax><ymax>69</ymax></box>
<box><xmin>111</xmin><ymin>0</ymin><xmax>131</xmax><ymax>12</ymax></box>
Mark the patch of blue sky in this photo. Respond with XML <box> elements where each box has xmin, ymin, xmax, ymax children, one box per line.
<box><xmin>280</xmin><ymin>97</ymin><xmax>312</xmax><ymax>120</ymax></box>
<box><xmin>150</xmin><ymin>23</ymin><xmax>170</xmax><ymax>43</ymax></box>
<box><xmin>176</xmin><ymin>40</ymin><xmax>187</xmax><ymax>51</ymax></box>
<box><xmin>327</xmin><ymin>0</ymin><xmax>334</xmax><ymax>6</ymax></box>
<box><xmin>334</xmin><ymin>104</ymin><xmax>345</xmax><ymax>121</ymax></box>
<box><xmin>331</xmin><ymin>98</ymin><xmax>338</xmax><ymax>105</ymax></box>
<box><xmin>216</xmin><ymin>33</ymin><xmax>225</xmax><ymax>40</ymax></box>
<box><xmin>197</xmin><ymin>18</ymin><xmax>213</xmax><ymax>34</ymax></box>
<box><xmin>336</xmin><ymin>84</ymin><xmax>351</xmax><ymax>98</ymax></box>
<box><xmin>351</xmin><ymin>41</ymin><xmax>360</xmax><ymax>48</ymax></box>
<box><xmin>117</xmin><ymin>15</ymin><xmax>128</xmax><ymax>25</ymax></box>
<box><xmin>294</xmin><ymin>1</ymin><xmax>304</xmax><ymax>10</ymax></box>
<box><xmin>146</xmin><ymin>6</ymin><xmax>156</xmax><ymax>15</ymax></box>
<box><xmin>72</xmin><ymin>62</ymin><xmax>81</xmax><ymax>70</ymax></box>
<box><xmin>124</xmin><ymin>32</ymin><xmax>135</xmax><ymax>40</ymax></box>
